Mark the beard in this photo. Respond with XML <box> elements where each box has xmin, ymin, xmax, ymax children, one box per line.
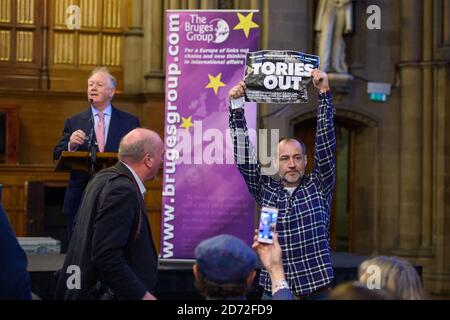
<box><xmin>282</xmin><ymin>171</ymin><xmax>303</xmax><ymax>185</ymax></box>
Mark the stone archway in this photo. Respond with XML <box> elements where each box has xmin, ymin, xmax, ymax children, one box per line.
<box><xmin>291</xmin><ymin>109</ymin><xmax>378</xmax><ymax>253</ymax></box>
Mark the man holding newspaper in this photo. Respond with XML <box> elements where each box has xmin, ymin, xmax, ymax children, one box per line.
<box><xmin>229</xmin><ymin>69</ymin><xmax>336</xmax><ymax>300</ymax></box>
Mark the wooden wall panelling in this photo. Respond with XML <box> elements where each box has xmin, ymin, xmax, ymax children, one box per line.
<box><xmin>0</xmin><ymin>104</ymin><xmax>20</xmax><ymax>164</ymax></box>
<box><xmin>25</xmin><ymin>180</ymin><xmax>45</xmax><ymax>236</ymax></box>
<box><xmin>49</xmin><ymin>0</ymin><xmax>126</xmax><ymax>91</ymax></box>
<box><xmin>0</xmin><ymin>90</ymin><xmax>161</xmax><ymax>164</ymax></box>
<box><xmin>0</xmin><ymin>165</ymin><xmax>163</xmax><ymax>249</ymax></box>
<box><xmin>0</xmin><ymin>164</ymin><xmax>69</xmax><ymax>236</ymax></box>
<box><xmin>0</xmin><ymin>183</ymin><xmax>25</xmax><ymax>235</ymax></box>
<box><xmin>0</xmin><ymin>0</ymin><xmax>44</xmax><ymax>89</ymax></box>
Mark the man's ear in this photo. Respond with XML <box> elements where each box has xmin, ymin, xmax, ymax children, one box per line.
<box><xmin>304</xmin><ymin>154</ymin><xmax>307</xmax><ymax>166</ymax></box>
<box><xmin>145</xmin><ymin>154</ymin><xmax>154</xmax><ymax>168</ymax></box>
<box><xmin>193</xmin><ymin>263</ymin><xmax>200</xmax><ymax>280</ymax></box>
<box><xmin>109</xmin><ymin>87</ymin><xmax>116</xmax><ymax>99</ymax></box>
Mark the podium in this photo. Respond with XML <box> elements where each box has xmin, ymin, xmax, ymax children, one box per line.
<box><xmin>55</xmin><ymin>151</ymin><xmax>118</xmax><ymax>173</ymax></box>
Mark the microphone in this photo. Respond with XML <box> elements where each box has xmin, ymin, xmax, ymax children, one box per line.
<box><xmin>87</xmin><ymin>98</ymin><xmax>95</xmax><ymax>147</ymax></box>
<box><xmin>87</xmin><ymin>98</ymin><xmax>97</xmax><ymax>174</ymax></box>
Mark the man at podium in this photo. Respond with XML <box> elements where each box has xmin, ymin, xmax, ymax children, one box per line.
<box><xmin>53</xmin><ymin>67</ymin><xmax>140</xmax><ymax>242</ymax></box>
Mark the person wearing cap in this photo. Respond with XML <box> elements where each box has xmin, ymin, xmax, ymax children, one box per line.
<box><xmin>193</xmin><ymin>234</ymin><xmax>292</xmax><ymax>300</ymax></box>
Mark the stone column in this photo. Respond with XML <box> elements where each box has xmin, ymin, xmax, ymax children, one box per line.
<box><xmin>397</xmin><ymin>0</ymin><xmax>423</xmax><ymax>251</ymax></box>
<box><xmin>420</xmin><ymin>0</ymin><xmax>433</xmax><ymax>251</ymax></box>
<box><xmin>429</xmin><ymin>62</ymin><xmax>449</xmax><ymax>294</ymax></box>
<box><xmin>123</xmin><ymin>0</ymin><xmax>143</xmax><ymax>93</ymax></box>
<box><xmin>168</xmin><ymin>0</ymin><xmax>181</xmax><ymax>9</ymax></box>
<box><xmin>143</xmin><ymin>0</ymin><xmax>164</xmax><ymax>93</ymax></box>
<box><xmin>427</xmin><ymin>0</ymin><xmax>450</xmax><ymax>294</ymax></box>
<box><xmin>200</xmin><ymin>0</ymin><xmax>217</xmax><ymax>9</ymax></box>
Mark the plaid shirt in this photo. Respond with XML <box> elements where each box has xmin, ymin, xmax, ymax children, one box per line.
<box><xmin>229</xmin><ymin>92</ymin><xmax>336</xmax><ymax>296</ymax></box>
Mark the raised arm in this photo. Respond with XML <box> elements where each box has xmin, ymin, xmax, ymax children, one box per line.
<box><xmin>311</xmin><ymin>70</ymin><xmax>336</xmax><ymax>198</ymax></box>
<box><xmin>228</xmin><ymin>81</ymin><xmax>267</xmax><ymax>205</ymax></box>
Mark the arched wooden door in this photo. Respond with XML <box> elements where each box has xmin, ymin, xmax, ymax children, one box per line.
<box><xmin>294</xmin><ymin>118</ymin><xmax>356</xmax><ymax>252</ymax></box>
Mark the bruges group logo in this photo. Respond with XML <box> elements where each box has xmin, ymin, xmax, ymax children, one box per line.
<box><xmin>185</xmin><ymin>17</ymin><xmax>230</xmax><ymax>44</ymax></box>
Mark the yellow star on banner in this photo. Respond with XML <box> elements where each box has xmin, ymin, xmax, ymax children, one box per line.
<box><xmin>233</xmin><ymin>12</ymin><xmax>259</xmax><ymax>38</ymax></box>
<box><xmin>180</xmin><ymin>116</ymin><xmax>194</xmax><ymax>131</ymax></box>
<box><xmin>205</xmin><ymin>73</ymin><xmax>226</xmax><ymax>95</ymax></box>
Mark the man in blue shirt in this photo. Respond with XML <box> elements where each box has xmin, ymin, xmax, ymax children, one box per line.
<box><xmin>228</xmin><ymin>69</ymin><xmax>335</xmax><ymax>299</ymax></box>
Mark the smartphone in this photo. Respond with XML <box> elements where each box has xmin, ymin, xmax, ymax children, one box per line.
<box><xmin>257</xmin><ymin>207</ymin><xmax>278</xmax><ymax>244</ymax></box>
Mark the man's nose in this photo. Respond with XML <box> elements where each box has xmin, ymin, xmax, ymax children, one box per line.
<box><xmin>288</xmin><ymin>158</ymin><xmax>295</xmax><ymax>167</ymax></box>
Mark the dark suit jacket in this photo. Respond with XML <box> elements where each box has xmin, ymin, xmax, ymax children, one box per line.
<box><xmin>0</xmin><ymin>203</ymin><xmax>31</xmax><ymax>300</ymax></box>
<box><xmin>53</xmin><ymin>106</ymin><xmax>140</xmax><ymax>216</ymax></box>
<box><xmin>54</xmin><ymin>161</ymin><xmax>158</xmax><ymax>300</ymax></box>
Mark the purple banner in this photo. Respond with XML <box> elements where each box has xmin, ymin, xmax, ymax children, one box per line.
<box><xmin>161</xmin><ymin>10</ymin><xmax>259</xmax><ymax>259</ymax></box>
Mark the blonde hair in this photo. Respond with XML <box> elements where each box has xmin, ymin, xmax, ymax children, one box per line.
<box><xmin>329</xmin><ymin>281</ymin><xmax>396</xmax><ymax>300</ymax></box>
<box><xmin>358</xmin><ymin>256</ymin><xmax>425</xmax><ymax>300</ymax></box>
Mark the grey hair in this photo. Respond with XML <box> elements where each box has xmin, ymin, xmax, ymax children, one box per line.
<box><xmin>118</xmin><ymin>137</ymin><xmax>153</xmax><ymax>163</ymax></box>
<box><xmin>358</xmin><ymin>256</ymin><xmax>425</xmax><ymax>300</ymax></box>
<box><xmin>89</xmin><ymin>66</ymin><xmax>117</xmax><ymax>89</ymax></box>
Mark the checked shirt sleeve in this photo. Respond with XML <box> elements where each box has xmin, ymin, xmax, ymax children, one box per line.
<box><xmin>229</xmin><ymin>108</ymin><xmax>267</xmax><ymax>205</ymax></box>
<box><xmin>312</xmin><ymin>91</ymin><xmax>336</xmax><ymax>198</ymax></box>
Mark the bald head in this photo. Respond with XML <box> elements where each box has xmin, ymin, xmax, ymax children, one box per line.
<box><xmin>119</xmin><ymin>128</ymin><xmax>163</xmax><ymax>163</ymax></box>
<box><xmin>278</xmin><ymin>137</ymin><xmax>306</xmax><ymax>156</ymax></box>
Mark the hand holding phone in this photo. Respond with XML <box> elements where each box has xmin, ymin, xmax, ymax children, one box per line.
<box><xmin>258</xmin><ymin>207</ymin><xmax>278</xmax><ymax>244</ymax></box>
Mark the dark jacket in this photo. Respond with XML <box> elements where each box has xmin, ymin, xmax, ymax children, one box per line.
<box><xmin>53</xmin><ymin>106</ymin><xmax>140</xmax><ymax>216</ymax></box>
<box><xmin>0</xmin><ymin>202</ymin><xmax>31</xmax><ymax>300</ymax></box>
<box><xmin>54</xmin><ymin>162</ymin><xmax>158</xmax><ymax>300</ymax></box>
